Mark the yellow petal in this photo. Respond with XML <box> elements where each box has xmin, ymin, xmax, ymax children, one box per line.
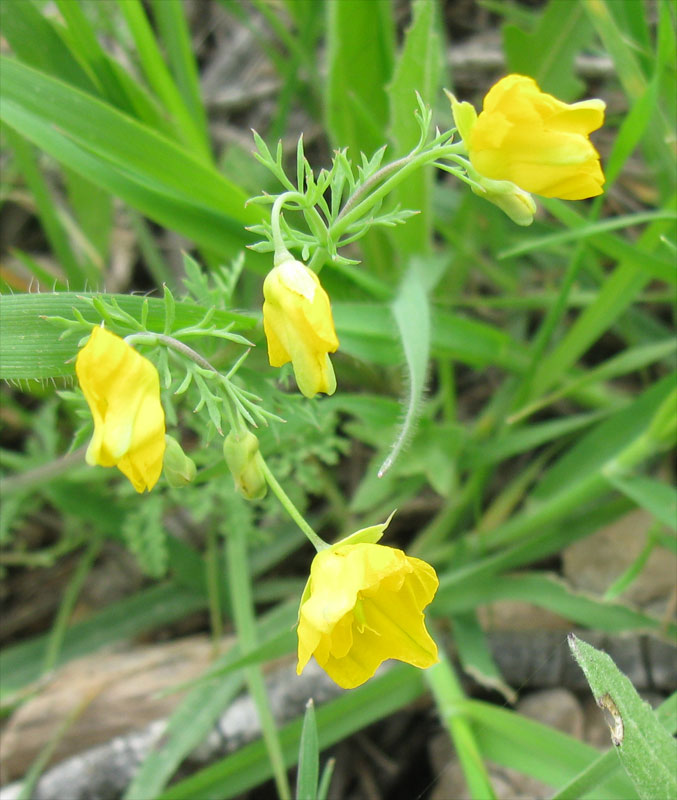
<box><xmin>467</xmin><ymin>73</ymin><xmax>605</xmax><ymax>200</ymax></box>
<box><xmin>296</xmin><ymin>542</ymin><xmax>439</xmax><ymax>689</ymax></box>
<box><xmin>76</xmin><ymin>326</ymin><xmax>165</xmax><ymax>492</ymax></box>
<box><xmin>262</xmin><ymin>259</ymin><xmax>339</xmax><ymax>398</ymax></box>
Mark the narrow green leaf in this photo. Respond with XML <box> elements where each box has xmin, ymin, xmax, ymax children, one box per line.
<box><xmin>0</xmin><ymin>292</ymin><xmax>255</xmax><ymax>381</ymax></box>
<box><xmin>452</xmin><ymin>611</ymin><xmax>516</xmax><ymax>703</ymax></box>
<box><xmin>603</xmin><ymin>528</ymin><xmax>659</xmax><ymax>602</ymax></box>
<box><xmin>387</xmin><ymin>0</ymin><xmax>441</xmax><ymax>254</ymax></box>
<box><xmin>0</xmin><ymin>58</ymin><xmax>264</xmax><ymax>257</ymax></box>
<box><xmin>510</xmin><ymin>339</ymin><xmax>677</xmax><ymax>423</ymax></box>
<box><xmin>498</xmin><ymin>210</ymin><xmax>677</xmax><ymax>285</ymax></box>
<box><xmin>466</xmin><ymin>699</ymin><xmax>636</xmax><ymax>797</ymax></box>
<box><xmin>503</xmin><ymin>0</ymin><xmax>593</xmax><ymax>99</ymax></box>
<box><xmin>605</xmin><ymin>473</ymin><xmax>677</xmax><ymax>531</ymax></box>
<box><xmin>1</xmin><ymin>0</ymin><xmax>97</xmax><ymax>94</ymax></box>
<box><xmin>296</xmin><ymin>700</ymin><xmax>319</xmax><ymax>800</ymax></box>
<box><xmin>528</xmin><ymin>206</ymin><xmax>676</xmax><ymax>399</ymax></box>
<box><xmin>5</xmin><ymin>128</ymin><xmax>90</xmax><ymax>287</ymax></box>
<box><xmin>534</xmin><ymin>375</ymin><xmax>674</xmax><ymax>501</ymax></box>
<box><xmin>333</xmin><ymin>302</ymin><xmax>528</xmax><ymax>372</ymax></box>
<box><xmin>157</xmin><ymin>666</ymin><xmax>424</xmax><ymax>800</ymax></box>
<box><xmin>470</xmin><ymin>410</ymin><xmax>608</xmax><ymax>467</ymax></box>
<box><xmin>581</xmin><ymin>0</ymin><xmax>646</xmax><ymax>100</ymax></box>
<box><xmin>62</xmin><ymin>167</ymin><xmax>112</xmax><ymax>265</ymax></box>
<box><xmin>55</xmin><ymin>0</ymin><xmax>176</xmax><ymax>135</ymax></box>
<box><xmin>436</xmin><ymin>572</ymin><xmax>671</xmax><ymax>637</ymax></box>
<box><xmin>426</xmin><ymin>649</ymin><xmax>497</xmax><ymax>800</ymax></box>
<box><xmin>151</xmin><ymin>0</ymin><xmax>209</xmax><ymax>146</ymax></box>
<box><xmin>325</xmin><ymin>0</ymin><xmax>394</xmax><ymax>161</ymax></box>
<box><xmin>125</xmin><ymin>602</ymin><xmax>296</xmax><ymax>800</ymax></box>
<box><xmin>116</xmin><ymin>0</ymin><xmax>210</xmax><ymax>159</ymax></box>
<box><xmin>569</xmin><ymin>634</ymin><xmax>677</xmax><ymax>800</ymax></box>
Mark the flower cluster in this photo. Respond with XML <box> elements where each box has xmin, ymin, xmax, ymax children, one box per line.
<box><xmin>71</xmin><ymin>73</ymin><xmax>606</xmax><ymax>692</ymax></box>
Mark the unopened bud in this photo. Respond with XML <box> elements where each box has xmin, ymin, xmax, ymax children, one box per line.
<box><xmin>471</xmin><ymin>176</ymin><xmax>537</xmax><ymax>226</ymax></box>
<box><xmin>163</xmin><ymin>435</ymin><xmax>197</xmax><ymax>488</ymax></box>
<box><xmin>223</xmin><ymin>430</ymin><xmax>267</xmax><ymax>500</ymax></box>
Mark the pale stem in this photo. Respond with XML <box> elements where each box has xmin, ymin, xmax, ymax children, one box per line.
<box><xmin>331</xmin><ymin>141</ymin><xmax>465</xmax><ymax>239</ymax></box>
<box><xmin>271</xmin><ymin>191</ymin><xmax>302</xmax><ymax>265</ymax></box>
<box><xmin>126</xmin><ymin>332</ymin><xmax>217</xmax><ymax>373</ymax></box>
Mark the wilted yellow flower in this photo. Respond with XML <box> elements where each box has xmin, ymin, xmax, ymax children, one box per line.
<box><xmin>450</xmin><ymin>74</ymin><xmax>605</xmax><ymax>200</ymax></box>
<box><xmin>297</xmin><ymin>520</ymin><xmax>439</xmax><ymax>689</ymax></box>
<box><xmin>263</xmin><ymin>258</ymin><xmax>339</xmax><ymax>399</ymax></box>
<box><xmin>76</xmin><ymin>326</ymin><xmax>165</xmax><ymax>492</ymax></box>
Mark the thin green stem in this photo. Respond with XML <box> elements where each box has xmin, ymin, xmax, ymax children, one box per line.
<box><xmin>271</xmin><ymin>191</ymin><xmax>303</xmax><ymax>265</ymax></box>
<box><xmin>226</xmin><ymin>522</ymin><xmax>292</xmax><ymax>800</ymax></box>
<box><xmin>511</xmin><ymin>244</ymin><xmax>586</xmax><ymax>410</ymax></box>
<box><xmin>331</xmin><ymin>142</ymin><xmax>464</xmax><ymax>239</ymax></box>
<box><xmin>205</xmin><ymin>525</ymin><xmax>223</xmax><ymax>654</ymax></box>
<box><xmin>306</xmin><ymin>246</ymin><xmax>328</xmax><ymax>273</ymax></box>
<box><xmin>256</xmin><ymin>453</ymin><xmax>329</xmax><ymax>551</ymax></box>
<box><xmin>126</xmin><ymin>332</ymin><xmax>217</xmax><ymax>372</ymax></box>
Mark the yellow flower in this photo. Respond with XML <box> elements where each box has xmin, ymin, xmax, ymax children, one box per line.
<box><xmin>76</xmin><ymin>326</ymin><xmax>165</xmax><ymax>492</ymax></box>
<box><xmin>450</xmin><ymin>74</ymin><xmax>605</xmax><ymax>200</ymax></box>
<box><xmin>297</xmin><ymin>520</ymin><xmax>439</xmax><ymax>689</ymax></box>
<box><xmin>262</xmin><ymin>257</ymin><xmax>339</xmax><ymax>399</ymax></box>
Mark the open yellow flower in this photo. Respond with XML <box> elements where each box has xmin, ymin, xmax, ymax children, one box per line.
<box><xmin>297</xmin><ymin>520</ymin><xmax>439</xmax><ymax>689</ymax></box>
<box><xmin>262</xmin><ymin>257</ymin><xmax>339</xmax><ymax>399</ymax></box>
<box><xmin>76</xmin><ymin>326</ymin><xmax>165</xmax><ymax>492</ymax></box>
<box><xmin>451</xmin><ymin>74</ymin><xmax>605</xmax><ymax>200</ymax></box>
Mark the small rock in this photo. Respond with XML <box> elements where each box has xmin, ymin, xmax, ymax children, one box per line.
<box><xmin>562</xmin><ymin>510</ymin><xmax>676</xmax><ymax>609</ymax></box>
<box><xmin>517</xmin><ymin>688</ymin><xmax>584</xmax><ymax>739</ymax></box>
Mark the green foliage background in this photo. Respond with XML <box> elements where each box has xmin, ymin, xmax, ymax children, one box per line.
<box><xmin>0</xmin><ymin>1</ymin><xmax>675</xmax><ymax>798</ymax></box>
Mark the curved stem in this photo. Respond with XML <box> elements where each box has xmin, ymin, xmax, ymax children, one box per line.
<box><xmin>271</xmin><ymin>191</ymin><xmax>303</xmax><ymax>265</ymax></box>
<box><xmin>255</xmin><ymin>453</ymin><xmax>330</xmax><ymax>552</ymax></box>
<box><xmin>126</xmin><ymin>332</ymin><xmax>217</xmax><ymax>373</ymax></box>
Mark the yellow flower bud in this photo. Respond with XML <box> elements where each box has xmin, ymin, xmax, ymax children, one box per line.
<box><xmin>163</xmin><ymin>435</ymin><xmax>197</xmax><ymax>488</ymax></box>
<box><xmin>75</xmin><ymin>326</ymin><xmax>165</xmax><ymax>493</ymax></box>
<box><xmin>471</xmin><ymin>175</ymin><xmax>537</xmax><ymax>226</ymax></box>
<box><xmin>450</xmin><ymin>74</ymin><xmax>606</xmax><ymax>200</ymax></box>
<box><xmin>297</xmin><ymin>519</ymin><xmax>439</xmax><ymax>689</ymax></box>
<box><xmin>262</xmin><ymin>258</ymin><xmax>339</xmax><ymax>399</ymax></box>
<box><xmin>223</xmin><ymin>430</ymin><xmax>267</xmax><ymax>500</ymax></box>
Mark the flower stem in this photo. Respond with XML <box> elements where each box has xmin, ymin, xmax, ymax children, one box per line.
<box><xmin>271</xmin><ymin>191</ymin><xmax>303</xmax><ymax>265</ymax></box>
<box><xmin>226</xmin><ymin>521</ymin><xmax>291</xmax><ymax>800</ymax></box>
<box><xmin>331</xmin><ymin>141</ymin><xmax>465</xmax><ymax>239</ymax></box>
<box><xmin>256</xmin><ymin>453</ymin><xmax>330</xmax><ymax>552</ymax></box>
<box><xmin>126</xmin><ymin>333</ymin><xmax>217</xmax><ymax>373</ymax></box>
